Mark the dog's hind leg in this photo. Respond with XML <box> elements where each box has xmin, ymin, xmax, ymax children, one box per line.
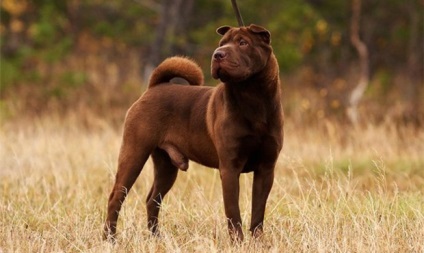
<box><xmin>146</xmin><ymin>148</ymin><xmax>179</xmax><ymax>236</ymax></box>
<box><xmin>103</xmin><ymin>134</ymin><xmax>154</xmax><ymax>242</ymax></box>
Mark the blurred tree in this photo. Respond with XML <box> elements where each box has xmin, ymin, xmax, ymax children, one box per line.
<box><xmin>404</xmin><ymin>0</ymin><xmax>422</xmax><ymax>123</ymax></box>
<box><xmin>143</xmin><ymin>0</ymin><xmax>195</xmax><ymax>84</ymax></box>
<box><xmin>347</xmin><ymin>0</ymin><xmax>369</xmax><ymax>125</ymax></box>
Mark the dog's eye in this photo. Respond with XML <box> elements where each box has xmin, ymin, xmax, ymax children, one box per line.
<box><xmin>239</xmin><ymin>40</ymin><xmax>248</xmax><ymax>46</ymax></box>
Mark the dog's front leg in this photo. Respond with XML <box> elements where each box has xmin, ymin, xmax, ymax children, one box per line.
<box><xmin>250</xmin><ymin>164</ymin><xmax>275</xmax><ymax>238</ymax></box>
<box><xmin>219</xmin><ymin>168</ymin><xmax>244</xmax><ymax>242</ymax></box>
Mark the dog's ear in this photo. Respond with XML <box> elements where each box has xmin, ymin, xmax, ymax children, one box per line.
<box><xmin>248</xmin><ymin>24</ymin><xmax>271</xmax><ymax>44</ymax></box>
<box><xmin>216</xmin><ymin>26</ymin><xmax>231</xmax><ymax>36</ymax></box>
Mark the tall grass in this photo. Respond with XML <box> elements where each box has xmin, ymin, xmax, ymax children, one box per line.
<box><xmin>1</xmin><ymin>114</ymin><xmax>423</xmax><ymax>252</ymax></box>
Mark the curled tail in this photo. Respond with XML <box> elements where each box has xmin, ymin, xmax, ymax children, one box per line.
<box><xmin>148</xmin><ymin>56</ymin><xmax>204</xmax><ymax>88</ymax></box>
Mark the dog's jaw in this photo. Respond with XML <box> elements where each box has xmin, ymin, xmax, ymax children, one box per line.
<box><xmin>211</xmin><ymin>53</ymin><xmax>249</xmax><ymax>83</ymax></box>
<box><xmin>211</xmin><ymin>61</ymin><xmax>222</xmax><ymax>80</ymax></box>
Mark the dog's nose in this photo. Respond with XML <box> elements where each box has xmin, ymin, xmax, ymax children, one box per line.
<box><xmin>213</xmin><ymin>50</ymin><xmax>227</xmax><ymax>61</ymax></box>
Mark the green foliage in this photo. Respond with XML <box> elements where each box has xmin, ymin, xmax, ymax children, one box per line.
<box><xmin>60</xmin><ymin>71</ymin><xmax>87</xmax><ymax>88</ymax></box>
<box><xmin>31</xmin><ymin>5</ymin><xmax>58</xmax><ymax>45</ymax></box>
<box><xmin>81</xmin><ymin>1</ymin><xmax>155</xmax><ymax>46</ymax></box>
<box><xmin>0</xmin><ymin>0</ymin><xmax>422</xmax><ymax>117</ymax></box>
<box><xmin>1</xmin><ymin>0</ymin><xmax>420</xmax><ymax>75</ymax></box>
<box><xmin>0</xmin><ymin>45</ymin><xmax>41</xmax><ymax>90</ymax></box>
<box><xmin>0</xmin><ymin>1</ymin><xmax>72</xmax><ymax>88</ymax></box>
<box><xmin>0</xmin><ymin>58</ymin><xmax>20</xmax><ymax>90</ymax></box>
<box><xmin>47</xmin><ymin>71</ymin><xmax>87</xmax><ymax>99</ymax></box>
<box><xmin>43</xmin><ymin>38</ymin><xmax>73</xmax><ymax>63</ymax></box>
<box><xmin>268</xmin><ymin>1</ymin><xmax>321</xmax><ymax>71</ymax></box>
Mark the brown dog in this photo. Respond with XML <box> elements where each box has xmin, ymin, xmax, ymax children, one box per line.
<box><xmin>104</xmin><ymin>24</ymin><xmax>283</xmax><ymax>242</ymax></box>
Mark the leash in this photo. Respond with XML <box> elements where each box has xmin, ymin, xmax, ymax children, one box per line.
<box><xmin>231</xmin><ymin>0</ymin><xmax>245</xmax><ymax>26</ymax></box>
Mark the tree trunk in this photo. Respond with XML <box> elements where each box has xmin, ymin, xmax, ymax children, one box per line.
<box><xmin>346</xmin><ymin>0</ymin><xmax>369</xmax><ymax>125</ymax></box>
<box><xmin>143</xmin><ymin>0</ymin><xmax>194</xmax><ymax>86</ymax></box>
<box><xmin>405</xmin><ymin>1</ymin><xmax>420</xmax><ymax>123</ymax></box>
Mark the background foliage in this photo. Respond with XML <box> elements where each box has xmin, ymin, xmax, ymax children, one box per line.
<box><xmin>1</xmin><ymin>0</ymin><xmax>423</xmax><ymax>124</ymax></box>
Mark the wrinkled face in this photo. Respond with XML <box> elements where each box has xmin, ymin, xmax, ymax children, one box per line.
<box><xmin>211</xmin><ymin>24</ymin><xmax>272</xmax><ymax>83</ymax></box>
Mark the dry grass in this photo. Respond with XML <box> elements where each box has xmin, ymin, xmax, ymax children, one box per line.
<box><xmin>1</xmin><ymin>114</ymin><xmax>423</xmax><ymax>252</ymax></box>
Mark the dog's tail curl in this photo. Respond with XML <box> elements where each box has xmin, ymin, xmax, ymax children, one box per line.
<box><xmin>148</xmin><ymin>56</ymin><xmax>204</xmax><ymax>88</ymax></box>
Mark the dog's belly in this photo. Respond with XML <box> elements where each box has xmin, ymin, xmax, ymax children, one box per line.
<box><xmin>163</xmin><ymin>110</ymin><xmax>219</xmax><ymax>168</ymax></box>
<box><xmin>146</xmin><ymin>84</ymin><xmax>219</xmax><ymax>169</ymax></box>
<box><xmin>162</xmin><ymin>122</ymin><xmax>219</xmax><ymax>169</ymax></box>
<box><xmin>180</xmin><ymin>137</ymin><xmax>219</xmax><ymax>168</ymax></box>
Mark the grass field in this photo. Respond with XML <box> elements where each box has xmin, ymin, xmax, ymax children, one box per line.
<box><xmin>1</xmin><ymin>114</ymin><xmax>423</xmax><ymax>252</ymax></box>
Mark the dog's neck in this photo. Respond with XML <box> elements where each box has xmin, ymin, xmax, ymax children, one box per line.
<box><xmin>223</xmin><ymin>53</ymin><xmax>281</xmax><ymax>128</ymax></box>
<box><xmin>224</xmin><ymin>53</ymin><xmax>280</xmax><ymax>100</ymax></box>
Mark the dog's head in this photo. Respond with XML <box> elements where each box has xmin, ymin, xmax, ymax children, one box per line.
<box><xmin>211</xmin><ymin>24</ymin><xmax>272</xmax><ymax>83</ymax></box>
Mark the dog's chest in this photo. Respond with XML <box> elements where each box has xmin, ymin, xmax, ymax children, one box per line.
<box><xmin>247</xmin><ymin>120</ymin><xmax>267</xmax><ymax>135</ymax></box>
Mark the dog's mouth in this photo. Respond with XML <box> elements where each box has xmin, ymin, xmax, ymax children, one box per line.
<box><xmin>211</xmin><ymin>67</ymin><xmax>221</xmax><ymax>80</ymax></box>
<box><xmin>211</xmin><ymin>60</ymin><xmax>239</xmax><ymax>80</ymax></box>
<box><xmin>211</xmin><ymin>60</ymin><xmax>222</xmax><ymax>80</ymax></box>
